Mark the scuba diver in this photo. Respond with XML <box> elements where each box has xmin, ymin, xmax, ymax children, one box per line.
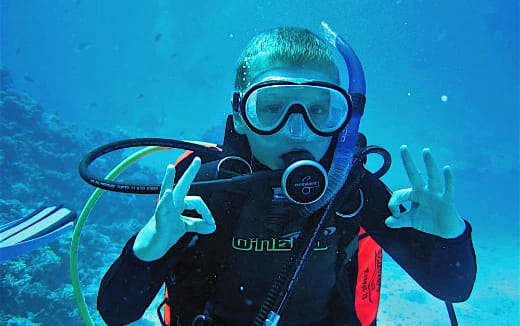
<box><xmin>94</xmin><ymin>25</ymin><xmax>476</xmax><ymax>326</ymax></box>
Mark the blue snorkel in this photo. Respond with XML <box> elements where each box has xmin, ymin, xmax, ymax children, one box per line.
<box><xmin>300</xmin><ymin>21</ymin><xmax>366</xmax><ymax>217</ymax></box>
<box><xmin>322</xmin><ymin>22</ymin><xmax>366</xmax><ymax>94</ymax></box>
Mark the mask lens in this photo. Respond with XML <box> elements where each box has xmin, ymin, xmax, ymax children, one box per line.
<box><xmin>317</xmin><ymin>89</ymin><xmax>349</xmax><ymax>132</ymax></box>
<box><xmin>243</xmin><ymin>84</ymin><xmax>349</xmax><ymax>134</ymax></box>
<box><xmin>244</xmin><ymin>86</ymin><xmax>289</xmax><ymax>132</ymax></box>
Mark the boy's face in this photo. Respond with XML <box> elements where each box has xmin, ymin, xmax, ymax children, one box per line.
<box><xmin>234</xmin><ymin>66</ymin><xmax>338</xmax><ymax>170</ymax></box>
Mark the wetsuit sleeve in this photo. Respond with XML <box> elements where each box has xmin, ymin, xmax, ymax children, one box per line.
<box><xmin>97</xmin><ymin>233</ymin><xmax>194</xmax><ymax>325</ymax></box>
<box><xmin>358</xmin><ymin>172</ymin><xmax>477</xmax><ymax>302</ymax></box>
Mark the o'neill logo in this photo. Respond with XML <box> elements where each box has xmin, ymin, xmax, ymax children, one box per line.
<box><xmin>231</xmin><ymin>227</ymin><xmax>336</xmax><ymax>252</ymax></box>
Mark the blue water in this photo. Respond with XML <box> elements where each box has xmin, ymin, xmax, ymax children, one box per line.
<box><xmin>1</xmin><ymin>0</ymin><xmax>518</xmax><ymax>325</ymax></box>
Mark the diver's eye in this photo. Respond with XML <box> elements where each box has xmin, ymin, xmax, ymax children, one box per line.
<box><xmin>309</xmin><ymin>105</ymin><xmax>327</xmax><ymax>115</ymax></box>
<box><xmin>263</xmin><ymin>105</ymin><xmax>284</xmax><ymax>114</ymax></box>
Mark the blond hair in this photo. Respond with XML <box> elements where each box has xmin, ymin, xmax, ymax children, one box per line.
<box><xmin>234</xmin><ymin>27</ymin><xmax>339</xmax><ymax>90</ymax></box>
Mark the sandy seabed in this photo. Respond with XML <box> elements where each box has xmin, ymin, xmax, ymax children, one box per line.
<box><xmin>378</xmin><ymin>234</ymin><xmax>519</xmax><ymax>325</ymax></box>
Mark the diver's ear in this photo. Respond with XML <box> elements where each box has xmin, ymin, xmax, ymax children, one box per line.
<box><xmin>231</xmin><ymin>92</ymin><xmax>246</xmax><ymax>135</ymax></box>
<box><xmin>233</xmin><ymin>112</ymin><xmax>246</xmax><ymax>135</ymax></box>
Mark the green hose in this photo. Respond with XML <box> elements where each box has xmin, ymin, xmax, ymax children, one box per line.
<box><xmin>70</xmin><ymin>146</ymin><xmax>167</xmax><ymax>326</ymax></box>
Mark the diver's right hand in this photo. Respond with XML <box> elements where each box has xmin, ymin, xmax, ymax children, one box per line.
<box><xmin>133</xmin><ymin>157</ymin><xmax>216</xmax><ymax>262</ymax></box>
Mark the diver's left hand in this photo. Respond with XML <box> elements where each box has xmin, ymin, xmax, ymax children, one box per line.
<box><xmin>385</xmin><ymin>145</ymin><xmax>467</xmax><ymax>238</ymax></box>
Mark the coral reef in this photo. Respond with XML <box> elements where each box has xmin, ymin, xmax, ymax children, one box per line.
<box><xmin>0</xmin><ymin>66</ymin><xmax>160</xmax><ymax>325</ymax></box>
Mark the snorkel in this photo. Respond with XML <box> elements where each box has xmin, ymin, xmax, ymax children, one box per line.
<box><xmin>299</xmin><ymin>21</ymin><xmax>366</xmax><ymax>216</ymax></box>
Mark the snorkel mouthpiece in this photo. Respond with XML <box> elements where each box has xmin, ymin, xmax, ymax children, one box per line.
<box><xmin>281</xmin><ymin>151</ymin><xmax>327</xmax><ymax>205</ymax></box>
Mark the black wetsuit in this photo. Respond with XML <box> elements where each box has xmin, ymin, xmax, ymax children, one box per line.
<box><xmin>98</xmin><ymin>118</ymin><xmax>476</xmax><ymax>325</ymax></box>
<box><xmin>97</xmin><ymin>161</ymin><xmax>476</xmax><ymax>326</ymax></box>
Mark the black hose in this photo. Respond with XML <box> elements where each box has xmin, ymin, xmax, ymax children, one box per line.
<box><xmin>79</xmin><ymin>138</ymin><xmax>224</xmax><ymax>194</ymax></box>
<box><xmin>445</xmin><ymin>302</ymin><xmax>458</xmax><ymax>326</ymax></box>
<box><xmin>360</xmin><ymin>145</ymin><xmax>391</xmax><ymax>178</ymax></box>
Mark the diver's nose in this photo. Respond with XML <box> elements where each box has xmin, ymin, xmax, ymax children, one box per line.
<box><xmin>286</xmin><ymin>113</ymin><xmax>306</xmax><ymax>138</ymax></box>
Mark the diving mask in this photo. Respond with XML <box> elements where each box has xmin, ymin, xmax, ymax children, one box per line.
<box><xmin>233</xmin><ymin>81</ymin><xmax>352</xmax><ymax>136</ymax></box>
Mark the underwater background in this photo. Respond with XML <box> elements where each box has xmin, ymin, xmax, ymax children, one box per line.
<box><xmin>0</xmin><ymin>0</ymin><xmax>518</xmax><ymax>325</ymax></box>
